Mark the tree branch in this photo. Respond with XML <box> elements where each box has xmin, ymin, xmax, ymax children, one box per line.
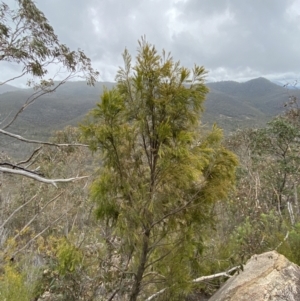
<box><xmin>0</xmin><ymin>71</ymin><xmax>27</xmax><ymax>86</ymax></box>
<box><xmin>145</xmin><ymin>288</ymin><xmax>167</xmax><ymax>301</ymax></box>
<box><xmin>0</xmin><ymin>128</ymin><xmax>88</xmax><ymax>147</ymax></box>
<box><xmin>192</xmin><ymin>265</ymin><xmax>240</xmax><ymax>283</ymax></box>
<box><xmin>149</xmin><ymin>188</ymin><xmax>203</xmax><ymax>230</ymax></box>
<box><xmin>17</xmin><ymin>146</ymin><xmax>42</xmax><ymax>165</ymax></box>
<box><xmin>0</xmin><ymin>166</ymin><xmax>88</xmax><ymax>187</ymax></box>
<box><xmin>0</xmin><ymin>162</ymin><xmax>44</xmax><ymax>176</ymax></box>
<box><xmin>145</xmin><ymin>265</ymin><xmax>241</xmax><ymax>301</ymax></box>
<box><xmin>0</xmin><ymin>194</ymin><xmax>37</xmax><ymax>229</ymax></box>
<box><xmin>11</xmin><ymin>212</ymin><xmax>68</xmax><ymax>257</ymax></box>
<box><xmin>12</xmin><ymin>193</ymin><xmax>63</xmax><ymax>242</ymax></box>
<box><xmin>275</xmin><ymin>231</ymin><xmax>289</xmax><ymax>251</ymax></box>
<box><xmin>3</xmin><ymin>76</ymin><xmax>67</xmax><ymax>129</ymax></box>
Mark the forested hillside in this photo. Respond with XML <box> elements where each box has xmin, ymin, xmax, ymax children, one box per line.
<box><xmin>1</xmin><ymin>77</ymin><xmax>294</xmax><ymax>135</ymax></box>
<box><xmin>1</xmin><ymin>1</ymin><xmax>300</xmax><ymax>301</ymax></box>
<box><xmin>1</xmin><ymin>76</ymin><xmax>296</xmax><ymax>158</ymax></box>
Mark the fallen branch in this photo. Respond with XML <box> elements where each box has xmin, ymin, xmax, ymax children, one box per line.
<box><xmin>0</xmin><ymin>166</ymin><xmax>88</xmax><ymax>187</ymax></box>
<box><xmin>192</xmin><ymin>265</ymin><xmax>240</xmax><ymax>283</ymax></box>
<box><xmin>145</xmin><ymin>265</ymin><xmax>240</xmax><ymax>301</ymax></box>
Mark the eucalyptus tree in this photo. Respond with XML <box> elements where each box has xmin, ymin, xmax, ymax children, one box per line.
<box><xmin>82</xmin><ymin>39</ymin><xmax>238</xmax><ymax>301</ymax></box>
<box><xmin>220</xmin><ymin>111</ymin><xmax>300</xmax><ymax>267</ymax></box>
<box><xmin>0</xmin><ymin>0</ymin><xmax>98</xmax><ymax>286</ymax></box>
<box><xmin>0</xmin><ymin>0</ymin><xmax>98</xmax><ymax>184</ymax></box>
<box><xmin>245</xmin><ymin>117</ymin><xmax>300</xmax><ymax>214</ymax></box>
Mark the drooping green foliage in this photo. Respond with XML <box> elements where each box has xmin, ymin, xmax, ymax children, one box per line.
<box><xmin>0</xmin><ymin>0</ymin><xmax>98</xmax><ymax>85</ymax></box>
<box><xmin>81</xmin><ymin>39</ymin><xmax>238</xmax><ymax>300</ymax></box>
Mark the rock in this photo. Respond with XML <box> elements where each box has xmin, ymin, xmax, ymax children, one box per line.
<box><xmin>209</xmin><ymin>251</ymin><xmax>300</xmax><ymax>301</ymax></box>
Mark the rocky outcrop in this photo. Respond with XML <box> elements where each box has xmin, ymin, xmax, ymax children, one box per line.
<box><xmin>209</xmin><ymin>251</ymin><xmax>300</xmax><ymax>301</ymax></box>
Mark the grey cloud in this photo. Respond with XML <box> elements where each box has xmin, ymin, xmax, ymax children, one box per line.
<box><xmin>171</xmin><ymin>0</ymin><xmax>300</xmax><ymax>77</ymax></box>
<box><xmin>2</xmin><ymin>0</ymin><xmax>300</xmax><ymax>84</ymax></box>
<box><xmin>34</xmin><ymin>0</ymin><xmax>175</xmax><ymax>80</ymax></box>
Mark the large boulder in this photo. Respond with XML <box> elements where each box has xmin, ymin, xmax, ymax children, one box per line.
<box><xmin>209</xmin><ymin>251</ymin><xmax>300</xmax><ymax>301</ymax></box>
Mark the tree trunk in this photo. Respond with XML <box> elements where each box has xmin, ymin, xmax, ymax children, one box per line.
<box><xmin>129</xmin><ymin>230</ymin><xmax>150</xmax><ymax>301</ymax></box>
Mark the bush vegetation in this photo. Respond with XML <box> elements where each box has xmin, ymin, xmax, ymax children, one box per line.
<box><xmin>1</xmin><ymin>1</ymin><xmax>300</xmax><ymax>300</ymax></box>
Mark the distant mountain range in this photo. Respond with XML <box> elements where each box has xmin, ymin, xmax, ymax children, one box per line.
<box><xmin>271</xmin><ymin>80</ymin><xmax>299</xmax><ymax>90</ymax></box>
<box><xmin>0</xmin><ymin>77</ymin><xmax>298</xmax><ymax>145</ymax></box>
<box><xmin>203</xmin><ymin>77</ymin><xmax>299</xmax><ymax>130</ymax></box>
<box><xmin>0</xmin><ymin>83</ymin><xmax>22</xmax><ymax>94</ymax></box>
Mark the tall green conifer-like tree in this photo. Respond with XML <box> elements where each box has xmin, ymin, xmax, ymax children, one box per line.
<box><xmin>81</xmin><ymin>39</ymin><xmax>238</xmax><ymax>301</ymax></box>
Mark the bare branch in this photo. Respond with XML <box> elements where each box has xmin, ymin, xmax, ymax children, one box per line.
<box><xmin>0</xmin><ymin>71</ymin><xmax>27</xmax><ymax>86</ymax></box>
<box><xmin>145</xmin><ymin>288</ymin><xmax>167</xmax><ymax>301</ymax></box>
<box><xmin>0</xmin><ymin>128</ymin><xmax>88</xmax><ymax>147</ymax></box>
<box><xmin>12</xmin><ymin>212</ymin><xmax>68</xmax><ymax>257</ymax></box>
<box><xmin>0</xmin><ymin>162</ymin><xmax>43</xmax><ymax>176</ymax></box>
<box><xmin>108</xmin><ymin>288</ymin><xmax>121</xmax><ymax>301</ymax></box>
<box><xmin>275</xmin><ymin>231</ymin><xmax>289</xmax><ymax>251</ymax></box>
<box><xmin>192</xmin><ymin>265</ymin><xmax>240</xmax><ymax>283</ymax></box>
<box><xmin>12</xmin><ymin>193</ymin><xmax>63</xmax><ymax>242</ymax></box>
<box><xmin>0</xmin><ymin>194</ymin><xmax>37</xmax><ymax>229</ymax></box>
<box><xmin>17</xmin><ymin>146</ymin><xmax>42</xmax><ymax>165</ymax></box>
<box><xmin>0</xmin><ymin>166</ymin><xmax>88</xmax><ymax>187</ymax></box>
<box><xmin>2</xmin><ymin>74</ymin><xmax>71</xmax><ymax>129</ymax></box>
<box><xmin>145</xmin><ymin>265</ymin><xmax>241</xmax><ymax>301</ymax></box>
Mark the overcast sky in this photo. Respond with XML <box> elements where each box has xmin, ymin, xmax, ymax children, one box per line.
<box><xmin>2</xmin><ymin>0</ymin><xmax>300</xmax><ymax>86</ymax></box>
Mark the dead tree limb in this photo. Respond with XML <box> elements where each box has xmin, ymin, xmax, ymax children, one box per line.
<box><xmin>0</xmin><ymin>166</ymin><xmax>88</xmax><ymax>187</ymax></box>
<box><xmin>145</xmin><ymin>265</ymin><xmax>240</xmax><ymax>301</ymax></box>
<box><xmin>0</xmin><ymin>128</ymin><xmax>88</xmax><ymax>147</ymax></box>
